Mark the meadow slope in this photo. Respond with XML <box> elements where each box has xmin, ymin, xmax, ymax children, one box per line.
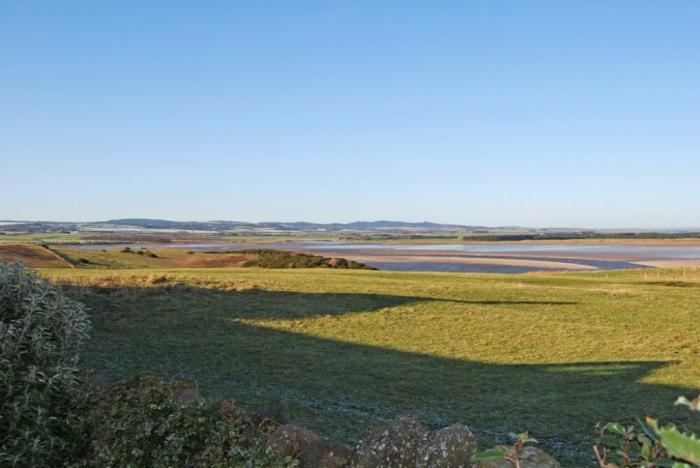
<box><xmin>41</xmin><ymin>267</ymin><xmax>700</xmax><ymax>466</ymax></box>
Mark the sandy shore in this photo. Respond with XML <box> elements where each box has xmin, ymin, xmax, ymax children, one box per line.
<box><xmin>337</xmin><ymin>254</ymin><xmax>596</xmax><ymax>270</ymax></box>
<box><xmin>459</xmin><ymin>238</ymin><xmax>700</xmax><ymax>246</ymax></box>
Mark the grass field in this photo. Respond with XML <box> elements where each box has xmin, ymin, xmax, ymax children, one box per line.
<box><xmin>36</xmin><ymin>266</ymin><xmax>700</xmax><ymax>466</ymax></box>
<box><xmin>0</xmin><ymin>244</ymin><xmax>373</xmax><ymax>271</ymax></box>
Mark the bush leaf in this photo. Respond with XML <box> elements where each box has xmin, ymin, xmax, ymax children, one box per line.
<box><xmin>647</xmin><ymin>418</ymin><xmax>700</xmax><ymax>466</ymax></box>
<box><xmin>471</xmin><ymin>448</ymin><xmax>507</xmax><ymax>462</ymax></box>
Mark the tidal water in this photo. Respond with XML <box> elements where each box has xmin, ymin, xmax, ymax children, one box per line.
<box><xmin>69</xmin><ymin>241</ymin><xmax>700</xmax><ymax>273</ymax></box>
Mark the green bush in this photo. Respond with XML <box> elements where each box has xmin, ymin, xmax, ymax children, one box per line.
<box><xmin>593</xmin><ymin>395</ymin><xmax>700</xmax><ymax>467</ymax></box>
<box><xmin>0</xmin><ymin>262</ymin><xmax>296</xmax><ymax>467</ymax></box>
<box><xmin>242</xmin><ymin>249</ymin><xmax>374</xmax><ymax>269</ymax></box>
<box><xmin>0</xmin><ymin>262</ymin><xmax>92</xmax><ymax>467</ymax></box>
<box><xmin>88</xmin><ymin>376</ymin><xmax>296</xmax><ymax>468</ymax></box>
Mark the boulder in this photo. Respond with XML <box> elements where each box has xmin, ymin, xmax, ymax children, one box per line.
<box><xmin>416</xmin><ymin>423</ymin><xmax>478</xmax><ymax>468</ymax></box>
<box><xmin>351</xmin><ymin>415</ymin><xmax>427</xmax><ymax>467</ymax></box>
<box><xmin>299</xmin><ymin>439</ymin><xmax>352</xmax><ymax>468</ymax></box>
<box><xmin>475</xmin><ymin>446</ymin><xmax>560</xmax><ymax>468</ymax></box>
<box><xmin>268</xmin><ymin>424</ymin><xmax>321</xmax><ymax>459</ymax></box>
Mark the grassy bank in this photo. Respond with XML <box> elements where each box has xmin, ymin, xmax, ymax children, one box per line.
<box><xmin>0</xmin><ymin>244</ymin><xmax>373</xmax><ymax>270</ymax></box>
<box><xmin>40</xmin><ymin>267</ymin><xmax>700</xmax><ymax>466</ymax></box>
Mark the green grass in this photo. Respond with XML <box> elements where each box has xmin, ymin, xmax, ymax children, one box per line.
<box><xmin>40</xmin><ymin>267</ymin><xmax>700</xmax><ymax>466</ymax></box>
<box><xmin>39</xmin><ymin>246</ymin><xmax>374</xmax><ymax>270</ymax></box>
<box><xmin>51</xmin><ymin>246</ymin><xmax>174</xmax><ymax>269</ymax></box>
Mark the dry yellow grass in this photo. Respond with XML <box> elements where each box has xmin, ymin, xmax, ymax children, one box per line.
<box><xmin>0</xmin><ymin>243</ymin><xmax>71</xmax><ymax>268</ymax></box>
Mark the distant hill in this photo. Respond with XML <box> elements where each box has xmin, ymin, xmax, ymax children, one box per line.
<box><xmin>3</xmin><ymin>218</ymin><xmax>700</xmax><ymax>238</ymax></box>
<box><xmin>103</xmin><ymin>219</ymin><xmax>254</xmax><ymax>231</ymax></box>
<box><xmin>102</xmin><ymin>218</ymin><xmax>482</xmax><ymax>232</ymax></box>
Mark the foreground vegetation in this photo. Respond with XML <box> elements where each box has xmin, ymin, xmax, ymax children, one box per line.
<box><xmin>34</xmin><ymin>266</ymin><xmax>700</xmax><ymax>466</ymax></box>
<box><xmin>1</xmin><ymin>262</ymin><xmax>92</xmax><ymax>466</ymax></box>
<box><xmin>1</xmin><ymin>263</ymin><xmax>295</xmax><ymax>467</ymax></box>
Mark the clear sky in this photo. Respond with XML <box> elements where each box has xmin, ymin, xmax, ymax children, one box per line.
<box><xmin>1</xmin><ymin>1</ymin><xmax>698</xmax><ymax>228</ymax></box>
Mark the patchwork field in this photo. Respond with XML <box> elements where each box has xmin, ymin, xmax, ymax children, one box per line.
<box><xmin>39</xmin><ymin>266</ymin><xmax>700</xmax><ymax>466</ymax></box>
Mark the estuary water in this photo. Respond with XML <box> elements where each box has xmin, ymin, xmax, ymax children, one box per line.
<box><xmin>69</xmin><ymin>241</ymin><xmax>700</xmax><ymax>273</ymax></box>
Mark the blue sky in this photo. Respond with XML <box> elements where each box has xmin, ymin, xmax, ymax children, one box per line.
<box><xmin>1</xmin><ymin>1</ymin><xmax>698</xmax><ymax>228</ymax></box>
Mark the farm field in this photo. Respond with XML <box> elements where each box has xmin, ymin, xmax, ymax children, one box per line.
<box><xmin>40</xmin><ymin>266</ymin><xmax>700</xmax><ymax>466</ymax></box>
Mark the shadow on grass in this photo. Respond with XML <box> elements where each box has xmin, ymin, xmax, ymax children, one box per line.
<box><xmin>65</xmin><ymin>284</ymin><xmax>693</xmax><ymax>465</ymax></box>
<box><xmin>78</xmin><ymin>284</ymin><xmax>578</xmax><ymax>320</ymax></box>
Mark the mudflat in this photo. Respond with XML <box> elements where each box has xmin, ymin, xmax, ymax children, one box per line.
<box><xmin>289</xmin><ymin>240</ymin><xmax>700</xmax><ymax>272</ymax></box>
<box><xmin>57</xmin><ymin>239</ymin><xmax>700</xmax><ymax>273</ymax></box>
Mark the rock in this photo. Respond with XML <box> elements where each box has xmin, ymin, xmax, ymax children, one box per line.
<box><xmin>350</xmin><ymin>415</ymin><xmax>428</xmax><ymax>467</ymax></box>
<box><xmin>416</xmin><ymin>423</ymin><xmax>478</xmax><ymax>468</ymax></box>
<box><xmin>299</xmin><ymin>439</ymin><xmax>352</xmax><ymax>468</ymax></box>
<box><xmin>475</xmin><ymin>446</ymin><xmax>560</xmax><ymax>468</ymax></box>
<box><xmin>351</xmin><ymin>416</ymin><xmax>479</xmax><ymax>467</ymax></box>
<box><xmin>268</xmin><ymin>424</ymin><xmax>321</xmax><ymax>459</ymax></box>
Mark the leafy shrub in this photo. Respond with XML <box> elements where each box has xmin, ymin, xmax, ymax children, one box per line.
<box><xmin>594</xmin><ymin>395</ymin><xmax>700</xmax><ymax>467</ymax></box>
<box><xmin>594</xmin><ymin>420</ymin><xmax>671</xmax><ymax>467</ymax></box>
<box><xmin>135</xmin><ymin>249</ymin><xmax>158</xmax><ymax>258</ymax></box>
<box><xmin>120</xmin><ymin>246</ymin><xmax>158</xmax><ymax>258</ymax></box>
<box><xmin>0</xmin><ymin>262</ymin><xmax>92</xmax><ymax>467</ymax></box>
<box><xmin>88</xmin><ymin>375</ymin><xmax>296</xmax><ymax>467</ymax></box>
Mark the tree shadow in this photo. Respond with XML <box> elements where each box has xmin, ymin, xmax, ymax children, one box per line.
<box><xmin>65</xmin><ymin>283</ymin><xmax>694</xmax><ymax>466</ymax></box>
<box><xmin>76</xmin><ymin>284</ymin><xmax>576</xmax><ymax>320</ymax></box>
